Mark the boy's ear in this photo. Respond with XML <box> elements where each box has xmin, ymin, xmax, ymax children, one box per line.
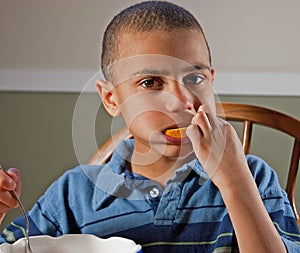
<box><xmin>211</xmin><ymin>68</ymin><xmax>216</xmax><ymax>82</ymax></box>
<box><xmin>96</xmin><ymin>80</ymin><xmax>121</xmax><ymax>117</ymax></box>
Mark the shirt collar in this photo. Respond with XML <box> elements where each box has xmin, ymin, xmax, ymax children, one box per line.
<box><xmin>91</xmin><ymin>139</ymin><xmax>209</xmax><ymax>209</ymax></box>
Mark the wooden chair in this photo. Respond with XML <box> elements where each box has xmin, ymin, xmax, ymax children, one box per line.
<box><xmin>89</xmin><ymin>102</ymin><xmax>300</xmax><ymax>226</ymax></box>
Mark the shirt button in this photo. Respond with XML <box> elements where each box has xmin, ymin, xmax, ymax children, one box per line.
<box><xmin>149</xmin><ymin>187</ymin><xmax>160</xmax><ymax>198</ymax></box>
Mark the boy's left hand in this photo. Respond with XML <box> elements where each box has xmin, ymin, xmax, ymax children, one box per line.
<box><xmin>186</xmin><ymin>105</ymin><xmax>250</xmax><ymax>190</ymax></box>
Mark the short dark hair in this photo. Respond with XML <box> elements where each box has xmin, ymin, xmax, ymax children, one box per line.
<box><xmin>101</xmin><ymin>1</ymin><xmax>211</xmax><ymax>80</ymax></box>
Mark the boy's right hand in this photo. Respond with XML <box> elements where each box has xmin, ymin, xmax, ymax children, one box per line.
<box><xmin>0</xmin><ymin>167</ymin><xmax>22</xmax><ymax>221</ymax></box>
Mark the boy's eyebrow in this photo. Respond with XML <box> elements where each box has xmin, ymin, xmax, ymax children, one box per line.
<box><xmin>130</xmin><ymin>68</ymin><xmax>170</xmax><ymax>78</ymax></box>
<box><xmin>182</xmin><ymin>64</ymin><xmax>211</xmax><ymax>72</ymax></box>
<box><xmin>130</xmin><ymin>64</ymin><xmax>211</xmax><ymax>78</ymax></box>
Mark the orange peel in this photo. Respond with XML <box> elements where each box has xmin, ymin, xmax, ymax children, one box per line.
<box><xmin>164</xmin><ymin>127</ymin><xmax>187</xmax><ymax>138</ymax></box>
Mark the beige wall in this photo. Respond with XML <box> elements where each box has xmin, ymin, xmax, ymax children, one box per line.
<box><xmin>0</xmin><ymin>1</ymin><xmax>299</xmax><ymax>229</ymax></box>
<box><xmin>1</xmin><ymin>0</ymin><xmax>300</xmax><ymax>72</ymax></box>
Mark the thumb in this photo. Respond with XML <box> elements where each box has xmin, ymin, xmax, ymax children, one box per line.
<box><xmin>186</xmin><ymin>124</ymin><xmax>202</xmax><ymax>155</ymax></box>
<box><xmin>5</xmin><ymin>168</ymin><xmax>22</xmax><ymax>194</ymax></box>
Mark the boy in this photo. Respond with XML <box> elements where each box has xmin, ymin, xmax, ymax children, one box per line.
<box><xmin>0</xmin><ymin>1</ymin><xmax>299</xmax><ymax>252</ymax></box>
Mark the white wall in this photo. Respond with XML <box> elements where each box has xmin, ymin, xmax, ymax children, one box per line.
<box><xmin>1</xmin><ymin>0</ymin><xmax>300</xmax><ymax>95</ymax></box>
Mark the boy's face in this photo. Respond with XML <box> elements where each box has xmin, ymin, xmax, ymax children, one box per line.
<box><xmin>98</xmin><ymin>29</ymin><xmax>215</xmax><ymax>162</ymax></box>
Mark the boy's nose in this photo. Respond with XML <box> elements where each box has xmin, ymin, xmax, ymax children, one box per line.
<box><xmin>165</xmin><ymin>84</ymin><xmax>196</xmax><ymax>113</ymax></box>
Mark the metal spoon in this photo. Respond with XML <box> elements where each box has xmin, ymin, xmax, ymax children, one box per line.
<box><xmin>0</xmin><ymin>166</ymin><xmax>33</xmax><ymax>253</ymax></box>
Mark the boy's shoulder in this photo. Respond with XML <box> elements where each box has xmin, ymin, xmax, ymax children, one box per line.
<box><xmin>246</xmin><ymin>154</ymin><xmax>277</xmax><ymax>178</ymax></box>
<box><xmin>56</xmin><ymin>139</ymin><xmax>134</xmax><ymax>184</ymax></box>
<box><xmin>246</xmin><ymin>154</ymin><xmax>284</xmax><ymax>198</ymax></box>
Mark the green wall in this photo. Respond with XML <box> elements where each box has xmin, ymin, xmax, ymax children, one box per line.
<box><xmin>0</xmin><ymin>92</ymin><xmax>299</xmax><ymax>229</ymax></box>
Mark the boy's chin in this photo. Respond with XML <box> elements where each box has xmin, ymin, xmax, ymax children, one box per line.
<box><xmin>160</xmin><ymin>143</ymin><xmax>195</xmax><ymax>160</ymax></box>
<box><xmin>132</xmin><ymin>135</ymin><xmax>194</xmax><ymax>162</ymax></box>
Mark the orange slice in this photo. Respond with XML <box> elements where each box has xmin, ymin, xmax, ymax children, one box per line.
<box><xmin>164</xmin><ymin>127</ymin><xmax>187</xmax><ymax>138</ymax></box>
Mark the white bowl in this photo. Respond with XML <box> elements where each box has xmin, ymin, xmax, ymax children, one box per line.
<box><xmin>0</xmin><ymin>234</ymin><xmax>142</xmax><ymax>253</ymax></box>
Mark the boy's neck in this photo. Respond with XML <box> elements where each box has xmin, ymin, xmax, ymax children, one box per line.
<box><xmin>130</xmin><ymin>150</ymin><xmax>195</xmax><ymax>187</ymax></box>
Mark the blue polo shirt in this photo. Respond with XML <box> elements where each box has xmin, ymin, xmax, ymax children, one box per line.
<box><xmin>1</xmin><ymin>140</ymin><xmax>300</xmax><ymax>252</ymax></box>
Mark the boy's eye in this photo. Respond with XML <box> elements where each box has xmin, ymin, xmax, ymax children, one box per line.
<box><xmin>140</xmin><ymin>78</ymin><xmax>162</xmax><ymax>89</ymax></box>
<box><xmin>183</xmin><ymin>73</ymin><xmax>205</xmax><ymax>85</ymax></box>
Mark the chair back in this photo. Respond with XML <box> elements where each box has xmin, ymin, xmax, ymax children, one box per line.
<box><xmin>218</xmin><ymin>102</ymin><xmax>300</xmax><ymax>226</ymax></box>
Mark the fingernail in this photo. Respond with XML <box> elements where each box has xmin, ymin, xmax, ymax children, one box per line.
<box><xmin>7</xmin><ymin>168</ymin><xmax>18</xmax><ymax>175</ymax></box>
<box><xmin>199</xmin><ymin>104</ymin><xmax>206</xmax><ymax>112</ymax></box>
